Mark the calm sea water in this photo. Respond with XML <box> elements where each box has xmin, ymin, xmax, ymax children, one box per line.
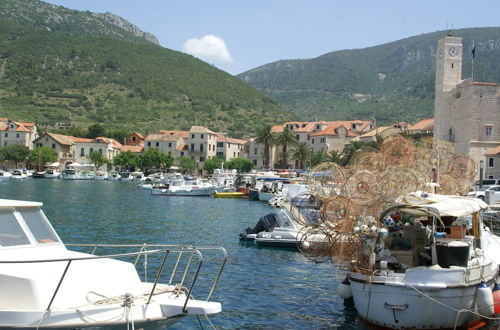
<box><xmin>0</xmin><ymin>179</ymin><xmax>358</xmax><ymax>329</ymax></box>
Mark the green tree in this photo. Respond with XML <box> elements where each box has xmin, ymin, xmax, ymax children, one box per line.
<box><xmin>290</xmin><ymin>142</ymin><xmax>311</xmax><ymax>169</ymax></box>
<box><xmin>179</xmin><ymin>156</ymin><xmax>197</xmax><ymax>174</ymax></box>
<box><xmin>107</xmin><ymin>128</ymin><xmax>130</xmax><ymax>144</ymax></box>
<box><xmin>28</xmin><ymin>147</ymin><xmax>58</xmax><ymax>170</ymax></box>
<box><xmin>255</xmin><ymin>125</ymin><xmax>276</xmax><ymax>169</ymax></box>
<box><xmin>89</xmin><ymin>150</ymin><xmax>108</xmax><ymax>170</ymax></box>
<box><xmin>140</xmin><ymin>148</ymin><xmax>173</xmax><ymax>170</ymax></box>
<box><xmin>113</xmin><ymin>151</ymin><xmax>140</xmax><ymax>170</ymax></box>
<box><xmin>276</xmin><ymin>127</ymin><xmax>297</xmax><ymax>168</ymax></box>
<box><xmin>310</xmin><ymin>150</ymin><xmax>327</xmax><ymax>167</ymax></box>
<box><xmin>203</xmin><ymin>157</ymin><xmax>223</xmax><ymax>173</ymax></box>
<box><xmin>0</xmin><ymin>144</ymin><xmax>30</xmax><ymax>168</ymax></box>
<box><xmin>87</xmin><ymin>124</ymin><xmax>106</xmax><ymax>138</ymax></box>
<box><xmin>225</xmin><ymin>158</ymin><xmax>253</xmax><ymax>172</ymax></box>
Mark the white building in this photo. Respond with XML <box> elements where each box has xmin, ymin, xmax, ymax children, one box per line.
<box><xmin>0</xmin><ymin>119</ymin><xmax>38</xmax><ymax>149</ymax></box>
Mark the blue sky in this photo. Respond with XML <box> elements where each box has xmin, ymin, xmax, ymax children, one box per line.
<box><xmin>44</xmin><ymin>0</ymin><xmax>500</xmax><ymax>75</ymax></box>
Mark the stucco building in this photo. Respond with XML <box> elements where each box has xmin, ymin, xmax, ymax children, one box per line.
<box><xmin>0</xmin><ymin>119</ymin><xmax>38</xmax><ymax>149</ymax></box>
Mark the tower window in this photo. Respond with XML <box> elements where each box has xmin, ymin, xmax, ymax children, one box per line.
<box><xmin>451</xmin><ymin>63</ymin><xmax>454</xmax><ymax>69</ymax></box>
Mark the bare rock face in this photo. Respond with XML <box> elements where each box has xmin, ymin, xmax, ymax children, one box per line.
<box><xmin>93</xmin><ymin>12</ymin><xmax>159</xmax><ymax>45</ymax></box>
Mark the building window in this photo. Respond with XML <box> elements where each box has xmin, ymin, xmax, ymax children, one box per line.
<box><xmin>201</xmin><ymin>134</ymin><xmax>204</xmax><ymax>139</ymax></box>
<box><xmin>155</xmin><ymin>142</ymin><xmax>159</xmax><ymax>147</ymax></box>
<box><xmin>253</xmin><ymin>159</ymin><xmax>257</xmax><ymax>165</ymax></box>
<box><xmin>80</xmin><ymin>148</ymin><xmax>84</xmax><ymax>156</ymax></box>
<box><xmin>217</xmin><ymin>142</ymin><xmax>223</xmax><ymax>147</ymax></box>
<box><xmin>4</xmin><ymin>133</ymin><xmax>7</xmax><ymax>137</ymax></box>
<box><xmin>181</xmin><ymin>152</ymin><xmax>184</xmax><ymax>156</ymax></box>
<box><xmin>89</xmin><ymin>148</ymin><xmax>93</xmax><ymax>155</ymax></box>
<box><xmin>254</xmin><ymin>148</ymin><xmax>257</xmax><ymax>156</ymax></box>
<box><xmin>45</xmin><ymin>137</ymin><xmax>48</xmax><ymax>142</ymax></box>
<box><xmin>200</xmin><ymin>156</ymin><xmax>205</xmax><ymax>162</ymax></box>
<box><xmin>191</xmin><ymin>144</ymin><xmax>194</xmax><ymax>151</ymax></box>
<box><xmin>208</xmin><ymin>144</ymin><xmax>211</xmax><ymax>151</ymax></box>
<box><xmin>485</xmin><ymin>126</ymin><xmax>493</xmax><ymax>137</ymax></box>
<box><xmin>99</xmin><ymin>148</ymin><xmax>103</xmax><ymax>154</ymax></box>
<box><xmin>451</xmin><ymin>63</ymin><xmax>454</xmax><ymax>69</ymax></box>
<box><xmin>147</xmin><ymin>142</ymin><xmax>151</xmax><ymax>147</ymax></box>
<box><xmin>16</xmin><ymin>133</ymin><xmax>19</xmax><ymax>138</ymax></box>
<box><xmin>4</xmin><ymin>141</ymin><xmax>7</xmax><ymax>146</ymax></box>
<box><xmin>228</xmin><ymin>143</ymin><xmax>231</xmax><ymax>147</ymax></box>
<box><xmin>168</xmin><ymin>143</ymin><xmax>172</xmax><ymax>148</ymax></box>
<box><xmin>132</xmin><ymin>136</ymin><xmax>136</xmax><ymax>141</ymax></box>
<box><xmin>316</xmin><ymin>125</ymin><xmax>320</xmax><ymax>130</ymax></box>
<box><xmin>200</xmin><ymin>144</ymin><xmax>204</xmax><ymax>152</ymax></box>
<box><xmin>296</xmin><ymin>135</ymin><xmax>299</xmax><ymax>140</ymax></box>
<box><xmin>312</xmin><ymin>139</ymin><xmax>315</xmax><ymax>144</ymax></box>
<box><xmin>320</xmin><ymin>137</ymin><xmax>325</xmax><ymax>143</ymax></box>
<box><xmin>233</xmin><ymin>152</ymin><xmax>236</xmax><ymax>157</ymax></box>
<box><xmin>489</xmin><ymin>158</ymin><xmax>494</xmax><ymax>168</ymax></box>
<box><xmin>192</xmin><ymin>134</ymin><xmax>195</xmax><ymax>139</ymax></box>
<box><xmin>217</xmin><ymin>151</ymin><xmax>224</xmax><ymax>157</ymax></box>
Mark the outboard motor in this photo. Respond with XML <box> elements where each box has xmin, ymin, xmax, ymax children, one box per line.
<box><xmin>239</xmin><ymin>213</ymin><xmax>278</xmax><ymax>240</ymax></box>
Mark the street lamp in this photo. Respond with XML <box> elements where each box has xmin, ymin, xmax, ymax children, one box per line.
<box><xmin>479</xmin><ymin>160</ymin><xmax>484</xmax><ymax>188</ymax></box>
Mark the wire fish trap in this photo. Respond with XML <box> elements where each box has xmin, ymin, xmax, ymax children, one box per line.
<box><xmin>351</xmin><ymin>151</ymin><xmax>385</xmax><ymax>172</ymax></box>
<box><xmin>344</xmin><ymin>170</ymin><xmax>380</xmax><ymax>205</ymax></box>
<box><xmin>306</xmin><ymin>162</ymin><xmax>346</xmax><ymax>199</ymax></box>
<box><xmin>380</xmin><ymin>135</ymin><xmax>416</xmax><ymax>167</ymax></box>
<box><xmin>446</xmin><ymin>154</ymin><xmax>477</xmax><ymax>180</ymax></box>
<box><xmin>289</xmin><ymin>193</ymin><xmax>323</xmax><ymax>227</ymax></box>
<box><xmin>377</xmin><ymin>167</ymin><xmax>421</xmax><ymax>201</ymax></box>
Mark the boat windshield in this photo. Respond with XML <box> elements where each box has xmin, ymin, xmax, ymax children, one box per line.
<box><xmin>0</xmin><ymin>211</ymin><xmax>31</xmax><ymax>247</ymax></box>
<box><xmin>276</xmin><ymin>209</ymin><xmax>295</xmax><ymax>228</ymax></box>
<box><xmin>20</xmin><ymin>208</ymin><xmax>59</xmax><ymax>244</ymax></box>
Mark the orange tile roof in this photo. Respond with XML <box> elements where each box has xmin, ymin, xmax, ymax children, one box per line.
<box><xmin>271</xmin><ymin>125</ymin><xmax>284</xmax><ymax>133</ymax></box>
<box><xmin>70</xmin><ymin>136</ymin><xmax>93</xmax><ymax>143</ymax></box>
<box><xmin>0</xmin><ymin>121</ymin><xmax>34</xmax><ymax>133</ymax></box>
<box><xmin>485</xmin><ymin>146</ymin><xmax>500</xmax><ymax>156</ymax></box>
<box><xmin>409</xmin><ymin>118</ymin><xmax>434</xmax><ymax>131</ymax></box>
<box><xmin>121</xmin><ymin>145</ymin><xmax>144</xmax><ymax>153</ymax></box>
<box><xmin>216</xmin><ymin>134</ymin><xmax>247</xmax><ymax>144</ymax></box>
<box><xmin>130</xmin><ymin>132</ymin><xmax>145</xmax><ymax>139</ymax></box>
<box><xmin>160</xmin><ymin>130</ymin><xmax>190</xmax><ymax>139</ymax></box>
<box><xmin>95</xmin><ymin>137</ymin><xmax>123</xmax><ymax>149</ymax></box>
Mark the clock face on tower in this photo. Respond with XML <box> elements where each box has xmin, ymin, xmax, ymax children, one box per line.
<box><xmin>447</xmin><ymin>46</ymin><xmax>459</xmax><ymax>57</ymax></box>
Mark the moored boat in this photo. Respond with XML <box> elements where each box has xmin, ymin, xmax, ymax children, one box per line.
<box><xmin>0</xmin><ymin>198</ymin><xmax>226</xmax><ymax>329</ymax></box>
<box><xmin>61</xmin><ymin>168</ymin><xmax>80</xmax><ymax>180</ymax></box>
<box><xmin>214</xmin><ymin>191</ymin><xmax>244</xmax><ymax>198</ymax></box>
<box><xmin>43</xmin><ymin>168</ymin><xmax>61</xmax><ymax>179</ymax></box>
<box><xmin>0</xmin><ymin>170</ymin><xmax>12</xmax><ymax>182</ymax></box>
<box><xmin>346</xmin><ymin>192</ymin><xmax>500</xmax><ymax>329</ymax></box>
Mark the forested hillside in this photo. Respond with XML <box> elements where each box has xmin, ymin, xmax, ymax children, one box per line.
<box><xmin>239</xmin><ymin>27</ymin><xmax>500</xmax><ymax>124</ymax></box>
<box><xmin>0</xmin><ymin>0</ymin><xmax>294</xmax><ymax>136</ymax></box>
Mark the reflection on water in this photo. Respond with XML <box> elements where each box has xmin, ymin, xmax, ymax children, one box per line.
<box><xmin>0</xmin><ymin>179</ymin><xmax>360</xmax><ymax>329</ymax></box>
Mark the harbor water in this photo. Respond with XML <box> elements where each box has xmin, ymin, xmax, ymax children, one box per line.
<box><xmin>0</xmin><ymin>179</ymin><xmax>358</xmax><ymax>329</ymax></box>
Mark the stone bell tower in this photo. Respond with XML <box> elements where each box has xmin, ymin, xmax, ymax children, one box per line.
<box><xmin>434</xmin><ymin>33</ymin><xmax>463</xmax><ymax>142</ymax></box>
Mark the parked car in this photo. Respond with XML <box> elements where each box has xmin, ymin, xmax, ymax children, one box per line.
<box><xmin>468</xmin><ymin>185</ymin><xmax>500</xmax><ymax>200</ymax></box>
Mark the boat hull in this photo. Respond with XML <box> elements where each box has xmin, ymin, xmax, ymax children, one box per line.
<box><xmin>214</xmin><ymin>192</ymin><xmax>244</xmax><ymax>198</ymax></box>
<box><xmin>349</xmin><ymin>272</ymin><xmax>495</xmax><ymax>329</ymax></box>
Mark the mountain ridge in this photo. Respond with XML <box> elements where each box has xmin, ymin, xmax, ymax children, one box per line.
<box><xmin>238</xmin><ymin>27</ymin><xmax>500</xmax><ymax>124</ymax></box>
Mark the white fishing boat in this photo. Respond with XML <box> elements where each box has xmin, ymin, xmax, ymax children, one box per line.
<box><xmin>94</xmin><ymin>170</ymin><xmax>108</xmax><ymax>180</ymax></box>
<box><xmin>61</xmin><ymin>168</ymin><xmax>80</xmax><ymax>180</ymax></box>
<box><xmin>0</xmin><ymin>170</ymin><xmax>12</xmax><ymax>182</ymax></box>
<box><xmin>151</xmin><ymin>178</ymin><xmax>217</xmax><ymax>196</ymax></box>
<box><xmin>0</xmin><ymin>198</ymin><xmax>226</xmax><ymax>329</ymax></box>
<box><xmin>345</xmin><ymin>192</ymin><xmax>500</xmax><ymax>329</ymax></box>
<box><xmin>43</xmin><ymin>168</ymin><xmax>61</xmax><ymax>179</ymax></box>
<box><xmin>107</xmin><ymin>170</ymin><xmax>121</xmax><ymax>181</ymax></box>
<box><xmin>11</xmin><ymin>169</ymin><xmax>28</xmax><ymax>179</ymax></box>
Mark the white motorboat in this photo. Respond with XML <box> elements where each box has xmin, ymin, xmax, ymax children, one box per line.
<box><xmin>120</xmin><ymin>171</ymin><xmax>132</xmax><ymax>181</ymax></box>
<box><xmin>107</xmin><ymin>170</ymin><xmax>121</xmax><ymax>181</ymax></box>
<box><xmin>0</xmin><ymin>198</ymin><xmax>226</xmax><ymax>329</ymax></box>
<box><xmin>94</xmin><ymin>170</ymin><xmax>108</xmax><ymax>180</ymax></box>
<box><xmin>240</xmin><ymin>202</ymin><xmax>324</xmax><ymax>248</ymax></box>
<box><xmin>152</xmin><ymin>178</ymin><xmax>217</xmax><ymax>196</ymax></box>
<box><xmin>130</xmin><ymin>171</ymin><xmax>145</xmax><ymax>181</ymax></box>
<box><xmin>345</xmin><ymin>192</ymin><xmax>500</xmax><ymax>329</ymax></box>
<box><xmin>43</xmin><ymin>168</ymin><xmax>61</xmax><ymax>179</ymax></box>
<box><xmin>61</xmin><ymin>168</ymin><xmax>80</xmax><ymax>180</ymax></box>
<box><xmin>0</xmin><ymin>170</ymin><xmax>12</xmax><ymax>182</ymax></box>
<box><xmin>11</xmin><ymin>169</ymin><xmax>28</xmax><ymax>179</ymax></box>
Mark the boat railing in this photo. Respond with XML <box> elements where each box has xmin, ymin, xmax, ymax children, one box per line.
<box><xmin>0</xmin><ymin>244</ymin><xmax>227</xmax><ymax>313</ymax></box>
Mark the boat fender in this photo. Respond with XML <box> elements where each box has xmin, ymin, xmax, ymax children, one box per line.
<box><xmin>476</xmin><ymin>282</ymin><xmax>494</xmax><ymax>316</ymax></box>
<box><xmin>337</xmin><ymin>277</ymin><xmax>352</xmax><ymax>300</ymax></box>
<box><xmin>492</xmin><ymin>283</ymin><xmax>500</xmax><ymax>314</ymax></box>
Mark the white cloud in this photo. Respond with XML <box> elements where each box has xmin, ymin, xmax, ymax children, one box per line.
<box><xmin>182</xmin><ymin>34</ymin><xmax>234</xmax><ymax>63</ymax></box>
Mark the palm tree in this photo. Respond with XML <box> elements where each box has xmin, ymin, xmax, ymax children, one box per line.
<box><xmin>276</xmin><ymin>127</ymin><xmax>297</xmax><ymax>169</ymax></box>
<box><xmin>290</xmin><ymin>142</ymin><xmax>311</xmax><ymax>169</ymax></box>
<box><xmin>326</xmin><ymin>150</ymin><xmax>343</xmax><ymax>165</ymax></box>
<box><xmin>255</xmin><ymin>125</ymin><xmax>276</xmax><ymax>169</ymax></box>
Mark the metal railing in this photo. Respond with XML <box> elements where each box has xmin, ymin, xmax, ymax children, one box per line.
<box><xmin>0</xmin><ymin>244</ymin><xmax>227</xmax><ymax>314</ymax></box>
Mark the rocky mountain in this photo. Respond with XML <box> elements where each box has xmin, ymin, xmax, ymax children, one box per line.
<box><xmin>0</xmin><ymin>0</ymin><xmax>293</xmax><ymax>136</ymax></box>
<box><xmin>238</xmin><ymin>27</ymin><xmax>500</xmax><ymax>124</ymax></box>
